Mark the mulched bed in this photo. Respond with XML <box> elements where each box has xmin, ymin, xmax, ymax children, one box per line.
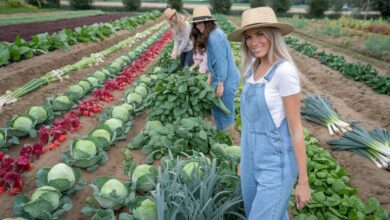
<box><xmin>0</xmin><ymin>12</ymin><xmax>137</xmax><ymax>42</ymax></box>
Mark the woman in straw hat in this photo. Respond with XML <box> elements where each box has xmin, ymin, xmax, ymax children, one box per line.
<box><xmin>163</xmin><ymin>8</ymin><xmax>193</xmax><ymax>69</ymax></box>
<box><xmin>190</xmin><ymin>6</ymin><xmax>240</xmax><ymax>134</ymax></box>
<box><xmin>228</xmin><ymin>7</ymin><xmax>311</xmax><ymax>219</ymax></box>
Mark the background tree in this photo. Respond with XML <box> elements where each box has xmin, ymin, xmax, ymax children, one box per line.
<box><xmin>249</xmin><ymin>0</ymin><xmax>267</xmax><ymax>8</ymax></box>
<box><xmin>307</xmin><ymin>0</ymin><xmax>330</xmax><ymax>17</ymax></box>
<box><xmin>270</xmin><ymin>0</ymin><xmax>293</xmax><ymax>13</ymax></box>
<box><xmin>371</xmin><ymin>0</ymin><xmax>390</xmax><ymax>17</ymax></box>
<box><xmin>122</xmin><ymin>0</ymin><xmax>141</xmax><ymax>10</ymax></box>
<box><xmin>167</xmin><ymin>0</ymin><xmax>183</xmax><ymax>10</ymax></box>
<box><xmin>210</xmin><ymin>0</ymin><xmax>232</xmax><ymax>14</ymax></box>
<box><xmin>70</xmin><ymin>0</ymin><xmax>93</xmax><ymax>10</ymax></box>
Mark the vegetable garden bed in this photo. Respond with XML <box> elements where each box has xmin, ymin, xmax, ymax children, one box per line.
<box><xmin>0</xmin><ymin>12</ymin><xmax>136</xmax><ymax>42</ymax></box>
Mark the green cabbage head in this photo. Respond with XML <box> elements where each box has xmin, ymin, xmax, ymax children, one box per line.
<box><xmin>28</xmin><ymin>106</ymin><xmax>48</xmax><ymax>124</ymax></box>
<box><xmin>97</xmin><ymin>178</ymin><xmax>129</xmax><ymax>209</ymax></box>
<box><xmin>47</xmin><ymin>163</ymin><xmax>76</xmax><ymax>192</ymax></box>
<box><xmin>23</xmin><ymin>186</ymin><xmax>61</xmax><ymax>219</ymax></box>
<box><xmin>133</xmin><ymin>198</ymin><xmax>157</xmax><ymax>220</ymax></box>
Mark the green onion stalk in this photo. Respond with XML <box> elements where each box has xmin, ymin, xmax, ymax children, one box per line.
<box><xmin>328</xmin><ymin>124</ymin><xmax>390</xmax><ymax>169</ymax></box>
<box><xmin>0</xmin><ymin>22</ymin><xmax>165</xmax><ymax>111</ymax></box>
<box><xmin>301</xmin><ymin>93</ymin><xmax>352</xmax><ymax>136</ymax></box>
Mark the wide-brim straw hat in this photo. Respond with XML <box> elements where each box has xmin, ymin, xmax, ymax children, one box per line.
<box><xmin>189</xmin><ymin>6</ymin><xmax>216</xmax><ymax>23</ymax></box>
<box><xmin>163</xmin><ymin>8</ymin><xmax>176</xmax><ymax>19</ymax></box>
<box><xmin>228</xmin><ymin>7</ymin><xmax>294</xmax><ymax>42</ymax></box>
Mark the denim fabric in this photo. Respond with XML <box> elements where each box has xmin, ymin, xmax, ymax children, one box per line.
<box><xmin>179</xmin><ymin>50</ymin><xmax>193</xmax><ymax>69</ymax></box>
<box><xmin>212</xmin><ymin>87</ymin><xmax>236</xmax><ymax>130</ymax></box>
<box><xmin>206</xmin><ymin>27</ymin><xmax>240</xmax><ymax>130</ymax></box>
<box><xmin>240</xmin><ymin>60</ymin><xmax>298</xmax><ymax>220</ymax></box>
<box><xmin>207</xmin><ymin>28</ymin><xmax>240</xmax><ymax>90</ymax></box>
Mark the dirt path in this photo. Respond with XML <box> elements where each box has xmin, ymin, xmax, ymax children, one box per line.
<box><xmin>0</xmin><ymin>12</ymin><xmax>136</xmax><ymax>42</ymax></box>
<box><xmin>291</xmin><ymin>31</ymin><xmax>390</xmax><ymax>76</ymax></box>
<box><xmin>0</xmin><ymin>18</ymin><xmax>163</xmax><ymax>124</ymax></box>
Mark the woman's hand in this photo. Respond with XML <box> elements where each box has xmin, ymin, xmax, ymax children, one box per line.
<box><xmin>295</xmin><ymin>181</ymin><xmax>311</xmax><ymax>209</ymax></box>
<box><xmin>207</xmin><ymin>73</ymin><xmax>212</xmax><ymax>85</ymax></box>
<box><xmin>216</xmin><ymin>82</ymin><xmax>224</xmax><ymax>97</ymax></box>
<box><xmin>171</xmin><ymin>51</ymin><xmax>177</xmax><ymax>59</ymax></box>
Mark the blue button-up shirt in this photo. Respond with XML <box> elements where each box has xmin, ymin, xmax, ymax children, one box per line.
<box><xmin>206</xmin><ymin>27</ymin><xmax>240</xmax><ymax>91</ymax></box>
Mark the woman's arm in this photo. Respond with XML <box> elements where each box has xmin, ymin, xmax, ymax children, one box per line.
<box><xmin>177</xmin><ymin>24</ymin><xmax>192</xmax><ymax>55</ymax></box>
<box><xmin>283</xmin><ymin>93</ymin><xmax>311</xmax><ymax>209</ymax></box>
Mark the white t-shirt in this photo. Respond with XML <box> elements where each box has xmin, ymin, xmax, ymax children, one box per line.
<box><xmin>246</xmin><ymin>61</ymin><xmax>300</xmax><ymax>127</ymax></box>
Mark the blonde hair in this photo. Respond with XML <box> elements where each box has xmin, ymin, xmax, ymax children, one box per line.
<box><xmin>168</xmin><ymin>13</ymin><xmax>187</xmax><ymax>31</ymax></box>
<box><xmin>239</xmin><ymin>27</ymin><xmax>297</xmax><ymax>76</ymax></box>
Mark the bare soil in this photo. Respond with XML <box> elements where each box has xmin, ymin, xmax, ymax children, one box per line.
<box><xmin>0</xmin><ymin>12</ymin><xmax>136</xmax><ymax>42</ymax></box>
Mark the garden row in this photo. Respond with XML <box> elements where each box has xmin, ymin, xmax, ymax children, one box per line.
<box><xmin>0</xmin><ymin>22</ymin><xmax>169</xmax><ymax>194</ymax></box>
<box><xmin>285</xmin><ymin>37</ymin><xmax>390</xmax><ymax>95</ymax></box>
<box><xmin>0</xmin><ymin>10</ymin><xmax>160</xmax><ymax>66</ymax></box>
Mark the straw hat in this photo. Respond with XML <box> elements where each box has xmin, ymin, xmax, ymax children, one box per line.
<box><xmin>228</xmin><ymin>7</ymin><xmax>293</xmax><ymax>42</ymax></box>
<box><xmin>189</xmin><ymin>6</ymin><xmax>216</xmax><ymax>23</ymax></box>
<box><xmin>163</xmin><ymin>8</ymin><xmax>176</xmax><ymax>19</ymax></box>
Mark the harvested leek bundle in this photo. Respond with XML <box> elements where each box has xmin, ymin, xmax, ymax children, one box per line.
<box><xmin>301</xmin><ymin>93</ymin><xmax>352</xmax><ymax>135</ymax></box>
<box><xmin>328</xmin><ymin>125</ymin><xmax>390</xmax><ymax>169</ymax></box>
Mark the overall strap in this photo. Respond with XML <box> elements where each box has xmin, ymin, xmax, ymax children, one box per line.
<box><xmin>264</xmin><ymin>60</ymin><xmax>285</xmax><ymax>82</ymax></box>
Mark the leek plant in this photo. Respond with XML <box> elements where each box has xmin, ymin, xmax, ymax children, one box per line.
<box><xmin>301</xmin><ymin>93</ymin><xmax>352</xmax><ymax>136</ymax></box>
<box><xmin>328</xmin><ymin>125</ymin><xmax>390</xmax><ymax>169</ymax></box>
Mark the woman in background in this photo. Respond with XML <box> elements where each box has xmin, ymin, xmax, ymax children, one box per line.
<box><xmin>190</xmin><ymin>6</ymin><xmax>240</xmax><ymax>136</ymax></box>
<box><xmin>163</xmin><ymin>8</ymin><xmax>193</xmax><ymax>69</ymax></box>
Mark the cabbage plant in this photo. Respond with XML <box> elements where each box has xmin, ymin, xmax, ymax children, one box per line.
<box><xmin>66</xmin><ymin>85</ymin><xmax>85</xmax><ymax>100</ymax></box>
<box><xmin>126</xmin><ymin>92</ymin><xmax>143</xmax><ymax>107</ymax></box>
<box><xmin>81</xmin><ymin>176</ymin><xmax>132</xmax><ymax>219</ymax></box>
<box><xmin>62</xmin><ymin>137</ymin><xmax>108</xmax><ymax>172</ymax></box>
<box><xmin>131</xmin><ymin>164</ymin><xmax>157</xmax><ymax>192</ymax></box>
<box><xmin>27</xmin><ymin>106</ymin><xmax>48</xmax><ymax>124</ymax></box>
<box><xmin>0</xmin><ymin>128</ymin><xmax>19</xmax><ymax>151</ymax></box>
<box><xmin>7</xmin><ymin>115</ymin><xmax>37</xmax><ymax>137</ymax></box>
<box><xmin>86</xmin><ymin>77</ymin><xmax>100</xmax><ymax>88</ymax></box>
<box><xmin>112</xmin><ymin>106</ymin><xmax>130</xmax><ymax>123</ymax></box>
<box><xmin>13</xmin><ymin>186</ymin><xmax>73</xmax><ymax>220</ymax></box>
<box><xmin>134</xmin><ymin>85</ymin><xmax>148</xmax><ymax>98</ymax></box>
<box><xmin>89</xmin><ymin>124</ymin><xmax>115</xmax><ymax>149</ymax></box>
<box><xmin>92</xmin><ymin>70</ymin><xmax>107</xmax><ymax>83</ymax></box>
<box><xmin>45</xmin><ymin>94</ymin><xmax>75</xmax><ymax>113</ymax></box>
<box><xmin>93</xmin><ymin>177</ymin><xmax>130</xmax><ymax>210</ymax></box>
<box><xmin>36</xmin><ymin>163</ymin><xmax>86</xmax><ymax>193</ymax></box>
<box><xmin>78</xmin><ymin>80</ymin><xmax>92</xmax><ymax>94</ymax></box>
<box><xmin>132</xmin><ymin>197</ymin><xmax>157</xmax><ymax>220</ymax></box>
<box><xmin>102</xmin><ymin>117</ymin><xmax>132</xmax><ymax>140</ymax></box>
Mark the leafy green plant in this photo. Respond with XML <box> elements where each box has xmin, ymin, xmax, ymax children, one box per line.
<box><xmin>13</xmin><ymin>186</ymin><xmax>73</xmax><ymax>219</ymax></box>
<box><xmin>61</xmin><ymin>137</ymin><xmax>109</xmax><ymax>172</ymax></box>
<box><xmin>36</xmin><ymin>163</ymin><xmax>86</xmax><ymax>193</ymax></box>
<box><xmin>289</xmin><ymin>130</ymin><xmax>389</xmax><ymax>219</ymax></box>
<box><xmin>153</xmin><ymin>154</ymin><xmax>244</xmax><ymax>220</ymax></box>
<box><xmin>364</xmin><ymin>35</ymin><xmax>390</xmax><ymax>53</ymax></box>
<box><xmin>128</xmin><ymin>117</ymin><xmax>232</xmax><ymax>164</ymax></box>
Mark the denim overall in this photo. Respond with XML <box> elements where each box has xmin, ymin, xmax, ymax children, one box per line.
<box><xmin>240</xmin><ymin>60</ymin><xmax>298</xmax><ymax>219</ymax></box>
